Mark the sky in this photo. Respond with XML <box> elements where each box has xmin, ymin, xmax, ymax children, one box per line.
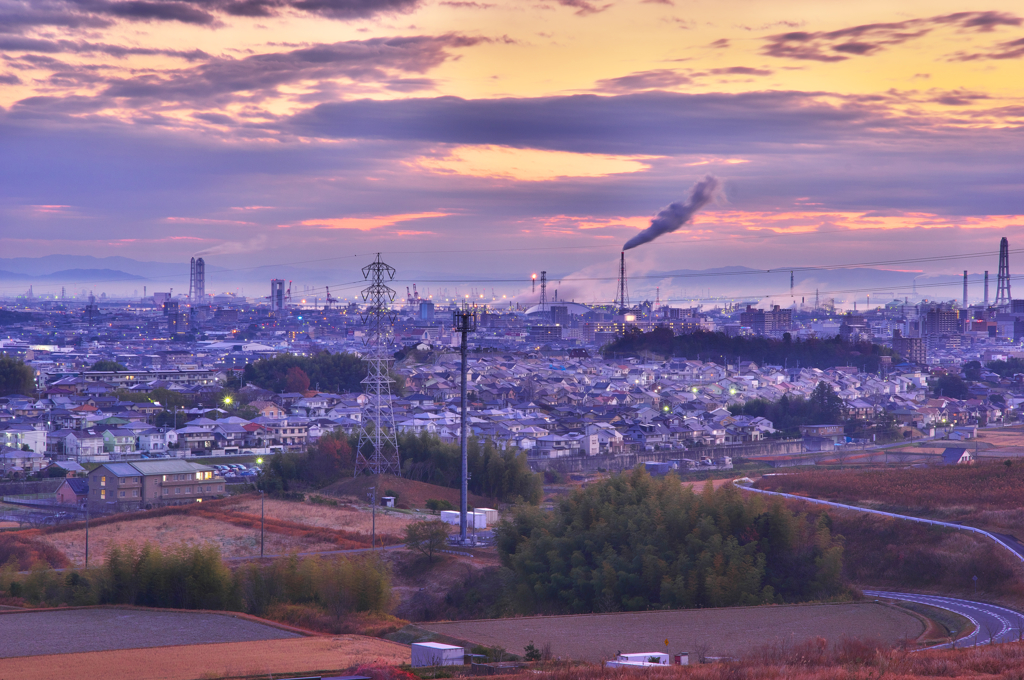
<box><xmin>1</xmin><ymin>0</ymin><xmax>1024</xmax><ymax>305</ymax></box>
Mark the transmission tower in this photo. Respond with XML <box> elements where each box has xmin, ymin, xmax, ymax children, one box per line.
<box><xmin>995</xmin><ymin>237</ymin><xmax>1012</xmax><ymax>307</ymax></box>
<box><xmin>354</xmin><ymin>253</ymin><xmax>401</xmax><ymax>477</ymax></box>
<box><xmin>614</xmin><ymin>252</ymin><xmax>630</xmax><ymax>315</ymax></box>
<box><xmin>539</xmin><ymin>271</ymin><xmax>547</xmax><ymax>313</ymax></box>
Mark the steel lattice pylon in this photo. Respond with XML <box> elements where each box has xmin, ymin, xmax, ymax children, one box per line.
<box><xmin>354</xmin><ymin>253</ymin><xmax>401</xmax><ymax>477</ymax></box>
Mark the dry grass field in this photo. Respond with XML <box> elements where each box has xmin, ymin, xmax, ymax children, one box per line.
<box><xmin>44</xmin><ymin>513</ymin><xmax>341</xmax><ymax>565</ymax></box>
<box><xmin>228</xmin><ymin>495</ymin><xmax>418</xmax><ymax>538</ymax></box>
<box><xmin>418</xmin><ymin>602</ymin><xmax>923</xmax><ymax>662</ymax></box>
<box><xmin>756</xmin><ymin>461</ymin><xmax>1024</xmax><ymax>535</ymax></box>
<box><xmin>33</xmin><ymin>493</ymin><xmax>420</xmax><ymax>567</ymax></box>
<box><xmin>0</xmin><ymin>635</ymin><xmax>410</xmax><ymax>680</ymax></box>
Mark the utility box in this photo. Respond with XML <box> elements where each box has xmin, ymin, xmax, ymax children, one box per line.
<box><xmin>674</xmin><ymin>653</ymin><xmax>689</xmax><ymax>665</ymax></box>
<box><xmin>476</xmin><ymin>508</ymin><xmax>499</xmax><ymax>524</ymax></box>
<box><xmin>439</xmin><ymin>510</ymin><xmax>486</xmax><ymax>528</ymax></box>
<box><xmin>381</xmin><ymin>496</ymin><xmax>395</xmax><ymax>507</ymax></box>
<box><xmin>412</xmin><ymin>642</ymin><xmax>464</xmax><ymax>667</ymax></box>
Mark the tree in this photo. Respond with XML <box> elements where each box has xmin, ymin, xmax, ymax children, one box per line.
<box><xmin>405</xmin><ymin>520</ymin><xmax>451</xmax><ymax>563</ymax></box>
<box><xmin>90</xmin><ymin>360</ymin><xmax>126</xmax><ymax>372</ymax></box>
<box><xmin>0</xmin><ymin>357</ymin><xmax>34</xmax><ymax>396</ymax></box>
<box><xmin>963</xmin><ymin>361</ymin><xmax>982</xmax><ymax>382</ymax></box>
<box><xmin>810</xmin><ymin>381</ymin><xmax>844</xmax><ymax>423</ymax></box>
<box><xmin>934</xmin><ymin>374</ymin><xmax>968</xmax><ymax>400</ymax></box>
<box><xmin>284</xmin><ymin>366</ymin><xmax>311</xmax><ymax>393</ymax></box>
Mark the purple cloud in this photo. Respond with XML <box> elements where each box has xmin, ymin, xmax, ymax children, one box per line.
<box><xmin>594</xmin><ymin>69</ymin><xmax>691</xmax><ymax>92</ymax></box>
<box><xmin>763</xmin><ymin>11</ymin><xmax>1022</xmax><ymax>62</ymax></box>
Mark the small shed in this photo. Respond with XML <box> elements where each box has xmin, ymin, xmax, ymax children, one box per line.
<box><xmin>941</xmin><ymin>447</ymin><xmax>975</xmax><ymax>465</ymax></box>
<box><xmin>55</xmin><ymin>478</ymin><xmax>89</xmax><ymax>505</ymax></box>
<box><xmin>412</xmin><ymin>642</ymin><xmax>464</xmax><ymax>667</ymax></box>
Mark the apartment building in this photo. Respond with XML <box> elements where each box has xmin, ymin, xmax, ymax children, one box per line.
<box><xmin>87</xmin><ymin>460</ymin><xmax>224</xmax><ymax>512</ymax></box>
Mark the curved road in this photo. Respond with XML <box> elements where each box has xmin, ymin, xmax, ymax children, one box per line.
<box><xmin>740</xmin><ymin>484</ymin><xmax>1024</xmax><ymax>564</ymax></box>
<box><xmin>865</xmin><ymin>590</ymin><xmax>1024</xmax><ymax>647</ymax></box>
<box><xmin>737</xmin><ymin>483</ymin><xmax>1024</xmax><ymax>648</ymax></box>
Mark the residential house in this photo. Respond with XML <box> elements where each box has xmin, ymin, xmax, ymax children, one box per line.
<box><xmin>102</xmin><ymin>428</ymin><xmax>137</xmax><ymax>456</ymax></box>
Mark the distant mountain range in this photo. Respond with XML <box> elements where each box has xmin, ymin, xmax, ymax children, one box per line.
<box><xmin>0</xmin><ymin>255</ymin><xmax>973</xmax><ymax>305</ymax></box>
<box><xmin>0</xmin><ymin>268</ymin><xmax>145</xmax><ymax>282</ymax></box>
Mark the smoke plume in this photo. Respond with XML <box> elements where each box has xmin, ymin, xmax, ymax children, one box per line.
<box><xmin>622</xmin><ymin>175</ymin><xmax>720</xmax><ymax>251</ymax></box>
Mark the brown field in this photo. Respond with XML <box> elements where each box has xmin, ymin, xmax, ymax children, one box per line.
<box><xmin>977</xmin><ymin>426</ymin><xmax>1024</xmax><ymax>454</ymax></box>
<box><xmin>228</xmin><ymin>495</ymin><xmax>418</xmax><ymax>538</ymax></box>
<box><xmin>756</xmin><ymin>461</ymin><xmax>1024</xmax><ymax>536</ymax></box>
<box><xmin>43</xmin><ymin>513</ymin><xmax>341</xmax><ymax>565</ymax></box>
<box><xmin>32</xmin><ymin>493</ymin><xmax>424</xmax><ymax>566</ymax></box>
<box><xmin>0</xmin><ymin>635</ymin><xmax>410</xmax><ymax>680</ymax></box>
<box><xmin>417</xmin><ymin>602</ymin><xmax>923</xmax><ymax>662</ymax></box>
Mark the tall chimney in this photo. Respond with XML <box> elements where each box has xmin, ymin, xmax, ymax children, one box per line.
<box><xmin>985</xmin><ymin>271</ymin><xmax>990</xmax><ymax>307</ymax></box>
<box><xmin>963</xmin><ymin>270</ymin><xmax>968</xmax><ymax>308</ymax></box>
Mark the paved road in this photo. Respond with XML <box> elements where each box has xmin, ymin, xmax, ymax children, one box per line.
<box><xmin>740</xmin><ymin>484</ymin><xmax>1024</xmax><ymax>564</ymax></box>
<box><xmin>865</xmin><ymin>590</ymin><xmax>1024</xmax><ymax>647</ymax></box>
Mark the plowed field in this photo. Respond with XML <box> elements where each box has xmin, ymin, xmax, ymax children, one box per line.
<box><xmin>418</xmin><ymin>602</ymin><xmax>923</xmax><ymax>661</ymax></box>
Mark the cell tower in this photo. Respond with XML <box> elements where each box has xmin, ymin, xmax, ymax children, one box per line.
<box><xmin>614</xmin><ymin>252</ymin><xmax>630</xmax><ymax>315</ymax></box>
<box><xmin>453</xmin><ymin>303</ymin><xmax>477</xmax><ymax>544</ymax></box>
<box><xmin>354</xmin><ymin>253</ymin><xmax>401</xmax><ymax>477</ymax></box>
<box><xmin>995</xmin><ymin>237</ymin><xmax>1012</xmax><ymax>307</ymax></box>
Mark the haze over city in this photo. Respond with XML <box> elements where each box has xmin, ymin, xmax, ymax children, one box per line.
<box><xmin>3</xmin><ymin>0</ymin><xmax>1024</xmax><ymax>305</ymax></box>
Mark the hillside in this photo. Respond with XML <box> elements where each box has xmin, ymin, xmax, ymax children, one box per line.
<box><xmin>321</xmin><ymin>474</ymin><xmax>497</xmax><ymax>509</ymax></box>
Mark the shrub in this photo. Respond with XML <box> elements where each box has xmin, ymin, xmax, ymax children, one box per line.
<box><xmin>426</xmin><ymin>499</ymin><xmax>454</xmax><ymax>512</ymax></box>
<box><xmin>405</xmin><ymin>520</ymin><xmax>451</xmax><ymax>563</ymax></box>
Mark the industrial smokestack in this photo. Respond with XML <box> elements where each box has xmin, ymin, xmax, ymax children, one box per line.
<box><xmin>985</xmin><ymin>271</ymin><xmax>990</xmax><ymax>307</ymax></box>
<box><xmin>623</xmin><ymin>175</ymin><xmax>720</xmax><ymax>251</ymax></box>
<box><xmin>963</xmin><ymin>270</ymin><xmax>968</xmax><ymax>309</ymax></box>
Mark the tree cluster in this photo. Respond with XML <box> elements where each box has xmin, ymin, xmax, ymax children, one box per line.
<box><xmin>242</xmin><ymin>351</ymin><xmax>394</xmax><ymax>394</ymax></box>
<box><xmin>260</xmin><ymin>431</ymin><xmax>541</xmax><ymax>504</ymax></box>
<box><xmin>397</xmin><ymin>432</ymin><xmax>542</xmax><ymax>504</ymax></box>
<box><xmin>730</xmin><ymin>381</ymin><xmax>846</xmax><ymax>436</ymax></box>
<box><xmin>0</xmin><ymin>356</ymin><xmax>34</xmax><ymax>396</ymax></box>
<box><xmin>497</xmin><ymin>469</ymin><xmax>848</xmax><ymax>614</ymax></box>
<box><xmin>987</xmin><ymin>358</ymin><xmax>1024</xmax><ymax>378</ymax></box>
<box><xmin>260</xmin><ymin>431</ymin><xmax>355</xmax><ymax>492</ymax></box>
<box><xmin>604</xmin><ymin>328</ymin><xmax>899</xmax><ymax>372</ymax></box>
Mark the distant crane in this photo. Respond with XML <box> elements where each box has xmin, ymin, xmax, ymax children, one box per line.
<box><xmin>286</xmin><ymin>280</ymin><xmax>293</xmax><ymax>304</ymax></box>
<box><xmin>325</xmin><ymin>286</ymin><xmax>337</xmax><ymax>309</ymax></box>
